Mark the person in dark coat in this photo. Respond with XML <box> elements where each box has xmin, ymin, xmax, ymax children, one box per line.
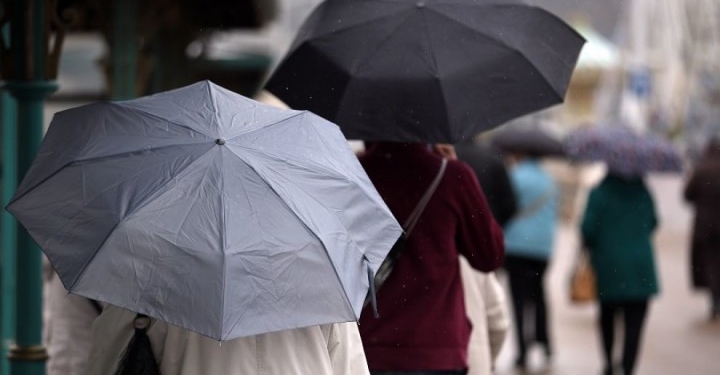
<box><xmin>684</xmin><ymin>138</ymin><xmax>720</xmax><ymax>320</ymax></box>
<box><xmin>455</xmin><ymin>139</ymin><xmax>518</xmax><ymax>226</ymax></box>
<box><xmin>358</xmin><ymin>142</ymin><xmax>505</xmax><ymax>375</ymax></box>
<box><xmin>581</xmin><ymin>172</ymin><xmax>660</xmax><ymax>375</ymax></box>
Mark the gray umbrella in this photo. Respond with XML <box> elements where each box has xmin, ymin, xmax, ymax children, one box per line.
<box><xmin>6</xmin><ymin>80</ymin><xmax>402</xmax><ymax>341</ymax></box>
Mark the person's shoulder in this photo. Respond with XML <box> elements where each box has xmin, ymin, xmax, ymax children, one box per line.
<box><xmin>445</xmin><ymin>158</ymin><xmax>478</xmax><ymax>180</ymax></box>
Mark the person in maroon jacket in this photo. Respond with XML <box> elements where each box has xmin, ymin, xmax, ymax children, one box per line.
<box><xmin>358</xmin><ymin>142</ymin><xmax>505</xmax><ymax>375</ymax></box>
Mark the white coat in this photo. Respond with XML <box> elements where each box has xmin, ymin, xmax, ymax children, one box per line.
<box><xmin>460</xmin><ymin>257</ymin><xmax>510</xmax><ymax>375</ymax></box>
<box><xmin>86</xmin><ymin>305</ymin><xmax>371</xmax><ymax>375</ymax></box>
<box><xmin>44</xmin><ymin>262</ymin><xmax>99</xmax><ymax>375</ymax></box>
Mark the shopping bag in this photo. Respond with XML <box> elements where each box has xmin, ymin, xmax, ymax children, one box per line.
<box><xmin>569</xmin><ymin>249</ymin><xmax>596</xmax><ymax>303</ymax></box>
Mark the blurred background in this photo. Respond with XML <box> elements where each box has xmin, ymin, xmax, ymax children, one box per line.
<box><xmin>1</xmin><ymin>0</ymin><xmax>719</xmax><ymax>374</ymax></box>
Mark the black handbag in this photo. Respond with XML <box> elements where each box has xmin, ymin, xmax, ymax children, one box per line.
<box><xmin>115</xmin><ymin>314</ymin><xmax>161</xmax><ymax>375</ymax></box>
<box><xmin>366</xmin><ymin>158</ymin><xmax>447</xmax><ymax>317</ymax></box>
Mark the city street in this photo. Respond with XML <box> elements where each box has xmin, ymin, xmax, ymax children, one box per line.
<box><xmin>493</xmin><ymin>172</ymin><xmax>720</xmax><ymax>375</ymax></box>
<box><xmin>41</xmin><ymin>104</ymin><xmax>720</xmax><ymax>374</ymax></box>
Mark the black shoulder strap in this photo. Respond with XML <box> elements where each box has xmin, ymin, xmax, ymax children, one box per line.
<box><xmin>365</xmin><ymin>158</ymin><xmax>448</xmax><ymax>317</ymax></box>
<box><xmin>403</xmin><ymin>158</ymin><xmax>448</xmax><ymax>235</ymax></box>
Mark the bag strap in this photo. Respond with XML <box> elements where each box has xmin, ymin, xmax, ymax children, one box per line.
<box><xmin>403</xmin><ymin>158</ymin><xmax>448</xmax><ymax>234</ymax></box>
<box><xmin>365</xmin><ymin>158</ymin><xmax>447</xmax><ymax>318</ymax></box>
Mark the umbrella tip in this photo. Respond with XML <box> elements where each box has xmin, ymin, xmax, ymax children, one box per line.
<box><xmin>215</xmin><ymin>138</ymin><xmax>226</xmax><ymax>145</ymax></box>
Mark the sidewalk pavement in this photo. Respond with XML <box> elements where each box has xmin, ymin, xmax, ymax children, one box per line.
<box><xmin>492</xmin><ymin>173</ymin><xmax>720</xmax><ymax>375</ymax></box>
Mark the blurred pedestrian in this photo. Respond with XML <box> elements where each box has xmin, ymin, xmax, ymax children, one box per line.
<box><xmin>683</xmin><ymin>138</ymin><xmax>720</xmax><ymax>320</ymax></box>
<box><xmin>86</xmin><ymin>305</ymin><xmax>371</xmax><ymax>375</ymax></box>
<box><xmin>455</xmin><ymin>138</ymin><xmax>518</xmax><ymax>226</ymax></box>
<box><xmin>581</xmin><ymin>172</ymin><xmax>659</xmax><ymax>375</ymax></box>
<box><xmin>502</xmin><ymin>151</ymin><xmax>558</xmax><ymax>369</ymax></box>
<box><xmin>358</xmin><ymin>142</ymin><xmax>504</xmax><ymax>375</ymax></box>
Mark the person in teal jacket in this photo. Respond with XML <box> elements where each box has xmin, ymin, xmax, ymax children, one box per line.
<box><xmin>581</xmin><ymin>172</ymin><xmax>660</xmax><ymax>375</ymax></box>
<box><xmin>503</xmin><ymin>155</ymin><xmax>559</xmax><ymax>369</ymax></box>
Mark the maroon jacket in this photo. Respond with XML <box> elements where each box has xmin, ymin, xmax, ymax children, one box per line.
<box><xmin>358</xmin><ymin>142</ymin><xmax>505</xmax><ymax>371</ymax></box>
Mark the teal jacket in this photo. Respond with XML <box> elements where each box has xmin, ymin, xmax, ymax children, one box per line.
<box><xmin>504</xmin><ymin>160</ymin><xmax>558</xmax><ymax>260</ymax></box>
<box><xmin>581</xmin><ymin>174</ymin><xmax>659</xmax><ymax>301</ymax></box>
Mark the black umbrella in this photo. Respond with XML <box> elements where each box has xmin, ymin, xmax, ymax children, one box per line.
<box><xmin>491</xmin><ymin>126</ymin><xmax>565</xmax><ymax>158</ymax></box>
<box><xmin>265</xmin><ymin>0</ymin><xmax>585</xmax><ymax>143</ymax></box>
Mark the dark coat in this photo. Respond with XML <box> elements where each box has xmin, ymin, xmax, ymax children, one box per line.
<box><xmin>684</xmin><ymin>140</ymin><xmax>720</xmax><ymax>289</ymax></box>
<box><xmin>357</xmin><ymin>142</ymin><xmax>504</xmax><ymax>372</ymax></box>
<box><xmin>581</xmin><ymin>174</ymin><xmax>659</xmax><ymax>301</ymax></box>
<box><xmin>455</xmin><ymin>140</ymin><xmax>518</xmax><ymax>226</ymax></box>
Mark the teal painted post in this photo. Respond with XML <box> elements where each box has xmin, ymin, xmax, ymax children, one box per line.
<box><xmin>4</xmin><ymin>82</ymin><xmax>56</xmax><ymax>375</ymax></box>
<box><xmin>4</xmin><ymin>0</ymin><xmax>60</xmax><ymax>374</ymax></box>
<box><xmin>112</xmin><ymin>0</ymin><xmax>137</xmax><ymax>100</ymax></box>
<box><xmin>0</xmin><ymin>21</ymin><xmax>17</xmax><ymax>375</ymax></box>
<box><xmin>0</xmin><ymin>88</ymin><xmax>18</xmax><ymax>375</ymax></box>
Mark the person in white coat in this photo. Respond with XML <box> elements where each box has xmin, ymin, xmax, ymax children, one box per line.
<box><xmin>460</xmin><ymin>257</ymin><xmax>510</xmax><ymax>375</ymax></box>
<box><xmin>43</xmin><ymin>260</ymin><xmax>100</xmax><ymax>375</ymax></box>
<box><xmin>85</xmin><ymin>305</ymin><xmax>371</xmax><ymax>375</ymax></box>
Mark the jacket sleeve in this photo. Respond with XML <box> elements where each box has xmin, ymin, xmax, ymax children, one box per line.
<box><xmin>454</xmin><ymin>162</ymin><xmax>505</xmax><ymax>272</ymax></box>
<box><xmin>327</xmin><ymin>323</ymin><xmax>371</xmax><ymax>375</ymax></box>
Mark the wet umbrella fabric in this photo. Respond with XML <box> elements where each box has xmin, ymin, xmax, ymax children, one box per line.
<box><xmin>265</xmin><ymin>0</ymin><xmax>585</xmax><ymax>143</ymax></box>
<box><xmin>491</xmin><ymin>126</ymin><xmax>565</xmax><ymax>158</ymax></box>
<box><xmin>564</xmin><ymin>125</ymin><xmax>683</xmax><ymax>177</ymax></box>
<box><xmin>6</xmin><ymin>80</ymin><xmax>403</xmax><ymax>341</ymax></box>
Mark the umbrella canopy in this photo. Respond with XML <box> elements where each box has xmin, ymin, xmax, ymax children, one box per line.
<box><xmin>490</xmin><ymin>126</ymin><xmax>565</xmax><ymax>158</ymax></box>
<box><xmin>564</xmin><ymin>125</ymin><xmax>683</xmax><ymax>177</ymax></box>
<box><xmin>265</xmin><ymin>0</ymin><xmax>585</xmax><ymax>143</ymax></box>
<box><xmin>6</xmin><ymin>80</ymin><xmax>403</xmax><ymax>341</ymax></box>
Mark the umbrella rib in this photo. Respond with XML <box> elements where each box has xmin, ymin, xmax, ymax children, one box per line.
<box><xmin>5</xmin><ymin>142</ymin><xmax>213</xmax><ymax>208</ymax></box>
<box><xmin>230</xmin><ymin>145</ymin><xmax>354</xmax><ymax>187</ymax></box>
<box><xmin>235</xmin><ymin>146</ymin><xmax>393</xmax><ymax>258</ymax></box>
<box><xmin>65</xmin><ymin>146</ymin><xmax>219</xmax><ymax>292</ymax></box>
<box><xmin>420</xmin><ymin>8</ymin><xmax>492</xmax><ymax>136</ymax></box>
<box><xmin>301</xmin><ymin>3</ymin><xmax>410</xmax><ymax>43</ymax></box>
<box><xmin>207</xmin><ymin>82</ymin><xmax>223</xmax><ymax>136</ymax></box>
<box><xmin>225</xmin><ymin>150</ymin><xmax>359</xmax><ymax>318</ymax></box>
<box><xmin>226</xmin><ymin>111</ymin><xmax>306</xmax><ymax>141</ymax></box>
<box><xmin>351</xmin><ymin>11</ymin><xmax>417</xmax><ymax>75</ymax></box>
<box><xmin>115</xmin><ymin>102</ymin><xmax>214</xmax><ymax>139</ymax></box>
<box><xmin>219</xmin><ymin>149</ymin><xmax>228</xmax><ymax>337</ymax></box>
<box><xmin>420</xmin><ymin>7</ymin><xmax>440</xmax><ymax>75</ymax></box>
<box><xmin>429</xmin><ymin>3</ymin><xmax>574</xmax><ymax>56</ymax></box>
<box><xmin>426</xmin><ymin>5</ymin><xmax>570</xmax><ymax>100</ymax></box>
<box><xmin>71</xmin><ymin>142</ymin><xmax>209</xmax><ymax>166</ymax></box>
<box><xmin>116</xmin><ymin>103</ymin><xmax>303</xmax><ymax>144</ymax></box>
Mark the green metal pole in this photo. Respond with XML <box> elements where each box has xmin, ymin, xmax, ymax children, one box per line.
<box><xmin>3</xmin><ymin>1</ymin><xmax>59</xmax><ymax>374</ymax></box>
<box><xmin>112</xmin><ymin>0</ymin><xmax>137</xmax><ymax>100</ymax></box>
<box><xmin>2</xmin><ymin>20</ymin><xmax>19</xmax><ymax>375</ymax></box>
<box><xmin>3</xmin><ymin>82</ymin><xmax>56</xmax><ymax>375</ymax></box>
<box><xmin>0</xmin><ymin>88</ymin><xmax>18</xmax><ymax>375</ymax></box>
